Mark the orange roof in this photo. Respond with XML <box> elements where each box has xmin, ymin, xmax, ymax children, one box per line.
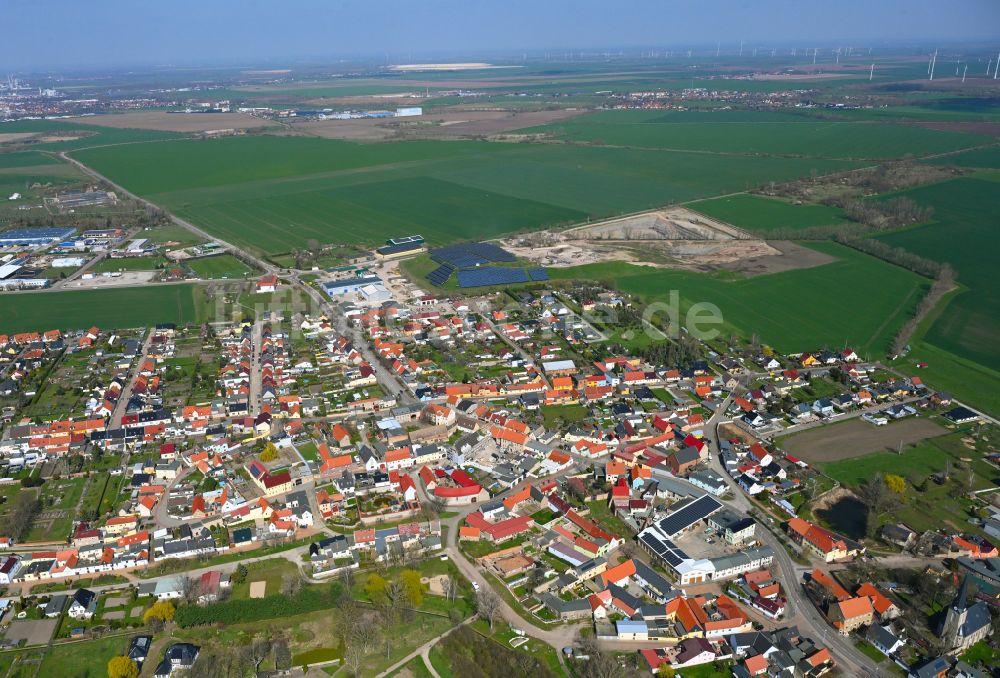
<box><xmin>810</xmin><ymin>569</ymin><xmax>851</xmax><ymax>602</ymax></box>
<box><xmin>856</xmin><ymin>582</ymin><xmax>896</xmax><ymax>615</ymax></box>
<box><xmin>807</xmin><ymin>648</ymin><xmax>832</xmax><ymax>667</ymax></box>
<box><xmin>491</xmin><ymin>426</ymin><xmax>528</xmax><ymax>445</ymax></box>
<box><xmin>744</xmin><ymin>655</ymin><xmax>768</xmax><ymax>674</ymax></box>
<box><xmin>836</xmin><ymin>596</ymin><xmax>874</xmax><ymax>620</ymax></box>
<box><xmin>600</xmin><ymin>559</ymin><xmax>636</xmax><ymax>586</ymax></box>
<box><xmin>548</xmin><ymin>450</ymin><xmax>571</xmax><ymax>465</ymax></box>
<box><xmin>606</xmin><ymin>461</ymin><xmax>626</xmax><ymax>476</ymax></box>
<box><xmin>459</xmin><ymin>526</ymin><xmax>480</xmax><ymax>539</ymax></box>
<box><xmin>385</xmin><ymin>448</ymin><xmax>412</xmax><ymax>463</ymax></box>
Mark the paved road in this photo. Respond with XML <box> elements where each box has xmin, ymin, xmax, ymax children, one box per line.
<box><xmin>109</xmin><ymin>329</ymin><xmax>152</xmax><ymax>430</ymax></box>
<box><xmin>703</xmin><ymin>395</ymin><xmax>878</xmax><ymax>676</ymax></box>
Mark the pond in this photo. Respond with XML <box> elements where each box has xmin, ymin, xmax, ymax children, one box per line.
<box><xmin>815</xmin><ymin>496</ymin><xmax>867</xmax><ymax>540</ymax></box>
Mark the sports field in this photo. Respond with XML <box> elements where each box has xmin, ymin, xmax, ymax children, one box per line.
<box><xmin>72</xmin><ymin>135</ymin><xmax>857</xmax><ymax>254</ymax></box>
<box><xmin>0</xmin><ymin>284</ymin><xmax>204</xmax><ymax>334</ymax></box>
<box><xmin>877</xmin><ymin>175</ymin><xmax>1000</xmax><ymax>371</ymax></box>
<box><xmin>90</xmin><ymin>256</ymin><xmax>166</xmax><ymax>273</ymax></box>
<box><xmin>689</xmin><ymin>194</ymin><xmax>848</xmax><ymax>232</ymax></box>
<box><xmin>186</xmin><ymin>254</ymin><xmax>255</xmax><ymax>279</ymax></box>
<box><xmin>549</xmin><ymin>241</ymin><xmax>926</xmax><ymax>356</ymax></box>
<box><xmin>525</xmin><ymin>109</ymin><xmax>991</xmax><ymax>159</ymax></box>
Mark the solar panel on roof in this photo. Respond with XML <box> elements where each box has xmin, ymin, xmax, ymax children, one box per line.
<box><xmin>655</xmin><ymin>494</ymin><xmax>723</xmax><ymax>538</ymax></box>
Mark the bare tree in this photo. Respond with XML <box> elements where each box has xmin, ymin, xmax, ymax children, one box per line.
<box><xmin>475</xmin><ymin>586</ymin><xmax>503</xmax><ymax>630</ymax></box>
<box><xmin>577</xmin><ymin>635</ymin><xmax>619</xmax><ymax>678</ymax></box>
<box><xmin>442</xmin><ymin>575</ymin><xmax>458</xmax><ymax>603</ymax></box>
<box><xmin>343</xmin><ymin>643</ymin><xmax>366</xmax><ymax>677</ymax></box>
<box><xmin>248</xmin><ymin>634</ymin><xmax>272</xmax><ymax>673</ymax></box>
<box><xmin>353</xmin><ymin>612</ymin><xmax>380</xmax><ymax>654</ymax></box>
<box><xmin>280</xmin><ymin>573</ymin><xmax>301</xmax><ymax>597</ymax></box>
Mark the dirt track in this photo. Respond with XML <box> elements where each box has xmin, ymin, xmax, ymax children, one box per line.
<box><xmin>780</xmin><ymin>417</ymin><xmax>948</xmax><ymax>463</ymax></box>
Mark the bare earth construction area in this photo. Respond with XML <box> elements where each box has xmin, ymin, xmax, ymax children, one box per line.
<box><xmin>500</xmin><ymin>206</ymin><xmax>836</xmax><ymax>274</ymax></box>
<box><xmin>779</xmin><ymin>417</ymin><xmax>949</xmax><ymax>463</ymax></box>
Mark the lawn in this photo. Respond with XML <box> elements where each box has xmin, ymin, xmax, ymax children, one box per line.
<box><xmin>689</xmin><ymin>194</ymin><xmax>848</xmax><ymax>233</ymax></box>
<box><xmin>550</xmin><ymin>241</ymin><xmax>926</xmax><ymax>357</ymax></box>
<box><xmin>540</xmin><ymin>404</ymin><xmax>589</xmax><ymax>428</ymax></box>
<box><xmin>228</xmin><ymin>558</ymin><xmax>298</xmax><ymax>600</ymax></box>
<box><xmin>297</xmin><ymin>441</ymin><xmax>321</xmax><ymax>462</ymax></box>
<box><xmin>186</xmin><ymin>254</ymin><xmax>255</xmax><ymax>279</ymax></box>
<box><xmin>0</xmin><ymin>284</ymin><xmax>205</xmax><ymax>334</ymax></box>
<box><xmin>37</xmin><ymin>635</ymin><xmax>127</xmax><ymax>678</ymax></box>
<box><xmin>71</xmin><ymin>134</ymin><xmax>858</xmax><ymax>255</ymax></box>
<box><xmin>526</xmin><ymin>110</ymin><xmax>990</xmax><ymax>159</ymax></box>
<box><xmin>25</xmin><ymin>477</ymin><xmax>87</xmax><ymax>542</ymax></box>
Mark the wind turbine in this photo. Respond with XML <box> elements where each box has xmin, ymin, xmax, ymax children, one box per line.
<box><xmin>869</xmin><ymin>63</ymin><xmax>875</xmax><ymax>81</ymax></box>
<box><xmin>739</xmin><ymin>40</ymin><xmax>744</xmax><ymax>57</ymax></box>
<box><xmin>962</xmin><ymin>65</ymin><xmax>968</xmax><ymax>83</ymax></box>
<box><xmin>994</xmin><ymin>51</ymin><xmax>1000</xmax><ymax>79</ymax></box>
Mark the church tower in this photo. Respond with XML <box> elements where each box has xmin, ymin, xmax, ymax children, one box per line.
<box><xmin>940</xmin><ymin>575</ymin><xmax>970</xmax><ymax>649</ymax></box>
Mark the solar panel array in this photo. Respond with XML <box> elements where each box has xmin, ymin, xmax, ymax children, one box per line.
<box><xmin>528</xmin><ymin>268</ymin><xmax>549</xmax><ymax>281</ymax></box>
<box><xmin>655</xmin><ymin>494</ymin><xmax>723</xmax><ymax>538</ymax></box>
<box><xmin>426</xmin><ymin>263</ymin><xmax>455</xmax><ymax>287</ymax></box>
<box><xmin>639</xmin><ymin>533</ymin><xmax>691</xmax><ymax>567</ymax></box>
<box><xmin>457</xmin><ymin>267</ymin><xmax>529</xmax><ymax>288</ymax></box>
<box><xmin>431</xmin><ymin>242</ymin><xmax>517</xmax><ymax>268</ymax></box>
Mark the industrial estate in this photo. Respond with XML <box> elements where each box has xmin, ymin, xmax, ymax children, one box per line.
<box><xmin>0</xmin><ymin>15</ymin><xmax>999</xmax><ymax>678</ymax></box>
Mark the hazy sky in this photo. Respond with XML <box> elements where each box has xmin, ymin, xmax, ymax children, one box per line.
<box><xmin>4</xmin><ymin>0</ymin><xmax>1000</xmax><ymax>70</ymax></box>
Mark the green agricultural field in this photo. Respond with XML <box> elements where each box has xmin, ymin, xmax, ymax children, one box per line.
<box><xmin>0</xmin><ymin>284</ymin><xmax>205</xmax><ymax>334</ymax></box>
<box><xmin>550</xmin><ymin>241</ymin><xmax>925</xmax><ymax>356</ymax></box>
<box><xmin>690</xmin><ymin>194</ymin><xmax>848</xmax><ymax>232</ymax></box>
<box><xmin>0</xmin><ymin>118</ymin><xmax>180</xmax><ymax>151</ymax></box>
<box><xmin>525</xmin><ymin>110</ymin><xmax>990</xmax><ymax>159</ymax></box>
<box><xmin>928</xmin><ymin>145</ymin><xmax>1000</xmax><ymax>168</ymax></box>
<box><xmin>877</xmin><ymin>176</ymin><xmax>1000</xmax><ymax>372</ymax></box>
<box><xmin>0</xmin><ymin>151</ymin><xmax>61</xmax><ymax>169</ymax></box>
<box><xmin>72</xmin><ymin>134</ymin><xmax>857</xmax><ymax>255</ymax></box>
<box><xmin>186</xmin><ymin>254</ymin><xmax>255</xmax><ymax>279</ymax></box>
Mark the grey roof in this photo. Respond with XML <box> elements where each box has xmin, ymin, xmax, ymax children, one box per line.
<box><xmin>539</xmin><ymin>594</ymin><xmax>591</xmax><ymax>615</ymax></box>
<box><xmin>961</xmin><ymin>601</ymin><xmax>991</xmax><ymax>637</ymax></box>
<box><xmin>865</xmin><ymin>623</ymin><xmax>899</xmax><ymax>652</ymax></box>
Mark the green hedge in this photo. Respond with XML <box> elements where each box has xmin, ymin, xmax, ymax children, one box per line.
<box><xmin>175</xmin><ymin>584</ymin><xmax>341</xmax><ymax>627</ymax></box>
